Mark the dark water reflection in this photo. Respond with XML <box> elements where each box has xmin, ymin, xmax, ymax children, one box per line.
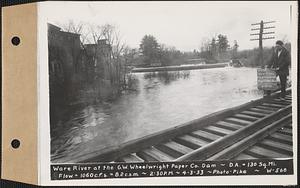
<box><xmin>143</xmin><ymin>71</ymin><xmax>190</xmax><ymax>85</ymax></box>
<box><xmin>51</xmin><ymin>67</ymin><xmax>263</xmax><ymax>163</ymax></box>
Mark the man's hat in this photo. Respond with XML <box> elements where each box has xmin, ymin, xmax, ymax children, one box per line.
<box><xmin>276</xmin><ymin>40</ymin><xmax>284</xmax><ymax>46</ymax></box>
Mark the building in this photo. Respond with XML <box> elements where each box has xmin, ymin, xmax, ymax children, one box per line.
<box><xmin>48</xmin><ymin>23</ymin><xmax>83</xmax><ymax>84</ymax></box>
<box><xmin>84</xmin><ymin>39</ymin><xmax>112</xmax><ymax>81</ymax></box>
<box><xmin>48</xmin><ymin>23</ymin><xmax>119</xmax><ymax>106</ymax></box>
<box><xmin>48</xmin><ymin>23</ymin><xmax>87</xmax><ymax>109</ymax></box>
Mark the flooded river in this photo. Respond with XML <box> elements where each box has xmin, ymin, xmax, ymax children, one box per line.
<box><xmin>51</xmin><ymin>67</ymin><xmax>263</xmax><ymax>163</ymax></box>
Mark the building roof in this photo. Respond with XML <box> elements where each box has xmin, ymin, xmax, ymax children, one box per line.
<box><xmin>60</xmin><ymin>31</ymin><xmax>81</xmax><ymax>37</ymax></box>
<box><xmin>48</xmin><ymin>23</ymin><xmax>61</xmax><ymax>31</ymax></box>
<box><xmin>48</xmin><ymin>23</ymin><xmax>80</xmax><ymax>37</ymax></box>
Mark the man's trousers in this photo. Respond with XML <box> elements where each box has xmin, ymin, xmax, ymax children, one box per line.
<box><xmin>279</xmin><ymin>74</ymin><xmax>287</xmax><ymax>97</ymax></box>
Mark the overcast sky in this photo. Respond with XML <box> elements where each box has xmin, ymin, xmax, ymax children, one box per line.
<box><xmin>41</xmin><ymin>1</ymin><xmax>296</xmax><ymax>51</ymax></box>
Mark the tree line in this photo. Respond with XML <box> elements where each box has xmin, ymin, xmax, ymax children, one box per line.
<box><xmin>123</xmin><ymin>35</ymin><xmax>201</xmax><ymax>67</ymax></box>
<box><xmin>124</xmin><ymin>34</ymin><xmax>238</xmax><ymax>67</ymax></box>
<box><xmin>199</xmin><ymin>34</ymin><xmax>238</xmax><ymax>63</ymax></box>
<box><xmin>198</xmin><ymin>34</ymin><xmax>291</xmax><ymax>67</ymax></box>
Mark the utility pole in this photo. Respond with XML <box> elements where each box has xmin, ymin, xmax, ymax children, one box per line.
<box><xmin>250</xmin><ymin>20</ymin><xmax>276</xmax><ymax>67</ymax></box>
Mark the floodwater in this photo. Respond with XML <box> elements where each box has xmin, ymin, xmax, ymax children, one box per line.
<box><xmin>51</xmin><ymin>67</ymin><xmax>263</xmax><ymax>163</ymax></box>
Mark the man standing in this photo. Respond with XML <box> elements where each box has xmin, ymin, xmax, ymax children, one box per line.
<box><xmin>268</xmin><ymin>40</ymin><xmax>291</xmax><ymax>98</ymax></box>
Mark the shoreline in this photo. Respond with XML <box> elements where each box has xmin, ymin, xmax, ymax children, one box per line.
<box><xmin>131</xmin><ymin>63</ymin><xmax>229</xmax><ymax>73</ymax></box>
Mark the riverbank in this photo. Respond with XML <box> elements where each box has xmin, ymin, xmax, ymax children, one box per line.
<box><xmin>131</xmin><ymin>63</ymin><xmax>229</xmax><ymax>73</ymax></box>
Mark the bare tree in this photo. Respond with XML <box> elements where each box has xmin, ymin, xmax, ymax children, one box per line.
<box><xmin>59</xmin><ymin>21</ymin><xmax>128</xmax><ymax>92</ymax></box>
<box><xmin>60</xmin><ymin>20</ymin><xmax>90</xmax><ymax>48</ymax></box>
<box><xmin>231</xmin><ymin>40</ymin><xmax>239</xmax><ymax>59</ymax></box>
<box><xmin>89</xmin><ymin>24</ymin><xmax>103</xmax><ymax>44</ymax></box>
<box><xmin>63</xmin><ymin>20</ymin><xmax>83</xmax><ymax>34</ymax></box>
<box><xmin>199</xmin><ymin>37</ymin><xmax>211</xmax><ymax>53</ymax></box>
<box><xmin>99</xmin><ymin>24</ymin><xmax>126</xmax><ymax>88</ymax></box>
<box><xmin>100</xmin><ymin>24</ymin><xmax>125</xmax><ymax>59</ymax></box>
<box><xmin>199</xmin><ymin>37</ymin><xmax>213</xmax><ymax>60</ymax></box>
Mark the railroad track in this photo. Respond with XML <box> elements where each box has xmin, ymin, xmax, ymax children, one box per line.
<box><xmin>79</xmin><ymin>90</ymin><xmax>292</xmax><ymax>163</ymax></box>
<box><xmin>232</xmin><ymin>121</ymin><xmax>293</xmax><ymax>160</ymax></box>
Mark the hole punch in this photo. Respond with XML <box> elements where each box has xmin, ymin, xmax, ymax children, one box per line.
<box><xmin>11</xmin><ymin>139</ymin><xmax>20</xmax><ymax>149</ymax></box>
<box><xmin>11</xmin><ymin>36</ymin><xmax>20</xmax><ymax>46</ymax></box>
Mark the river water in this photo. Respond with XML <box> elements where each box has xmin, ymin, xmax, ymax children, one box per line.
<box><xmin>51</xmin><ymin>67</ymin><xmax>263</xmax><ymax>163</ymax></box>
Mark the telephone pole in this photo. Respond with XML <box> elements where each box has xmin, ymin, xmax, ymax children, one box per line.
<box><xmin>250</xmin><ymin>20</ymin><xmax>276</xmax><ymax>67</ymax></box>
